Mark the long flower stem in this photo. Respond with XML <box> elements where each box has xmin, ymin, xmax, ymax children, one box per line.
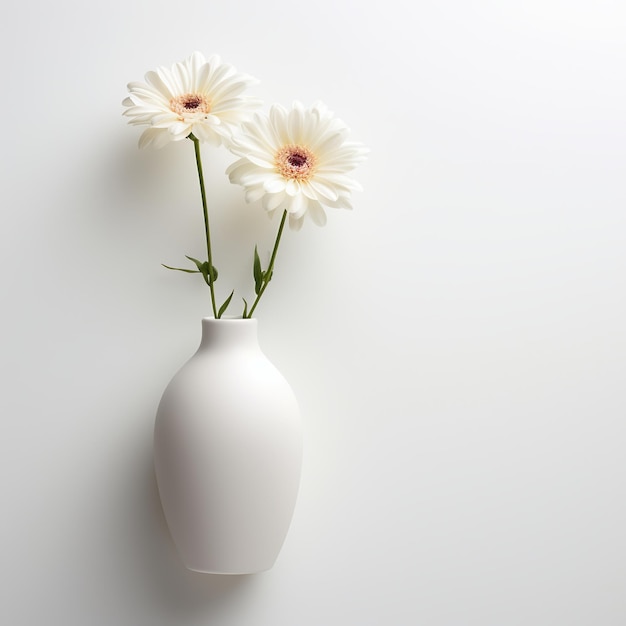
<box><xmin>247</xmin><ymin>210</ymin><xmax>288</xmax><ymax>318</ymax></box>
<box><xmin>191</xmin><ymin>135</ymin><xmax>218</xmax><ymax>318</ymax></box>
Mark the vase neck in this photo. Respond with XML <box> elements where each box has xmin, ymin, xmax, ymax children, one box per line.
<box><xmin>199</xmin><ymin>318</ymin><xmax>259</xmax><ymax>351</ymax></box>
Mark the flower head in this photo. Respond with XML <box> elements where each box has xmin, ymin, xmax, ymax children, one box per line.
<box><xmin>123</xmin><ymin>52</ymin><xmax>259</xmax><ymax>149</ymax></box>
<box><xmin>227</xmin><ymin>102</ymin><xmax>368</xmax><ymax>230</ymax></box>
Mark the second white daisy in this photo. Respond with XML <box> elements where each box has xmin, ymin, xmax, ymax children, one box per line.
<box><xmin>227</xmin><ymin>102</ymin><xmax>368</xmax><ymax>230</ymax></box>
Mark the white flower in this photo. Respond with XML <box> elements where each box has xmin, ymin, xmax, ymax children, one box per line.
<box><xmin>226</xmin><ymin>101</ymin><xmax>368</xmax><ymax>230</ymax></box>
<box><xmin>123</xmin><ymin>52</ymin><xmax>259</xmax><ymax>149</ymax></box>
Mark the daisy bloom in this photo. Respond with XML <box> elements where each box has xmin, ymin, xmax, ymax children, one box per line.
<box><xmin>123</xmin><ymin>52</ymin><xmax>259</xmax><ymax>149</ymax></box>
<box><xmin>227</xmin><ymin>101</ymin><xmax>368</xmax><ymax>230</ymax></box>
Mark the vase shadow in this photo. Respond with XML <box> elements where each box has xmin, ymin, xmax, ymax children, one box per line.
<box><xmin>128</xmin><ymin>433</ymin><xmax>258</xmax><ymax>618</ymax></box>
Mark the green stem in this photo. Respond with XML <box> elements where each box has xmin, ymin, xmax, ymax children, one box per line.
<box><xmin>247</xmin><ymin>210</ymin><xmax>288</xmax><ymax>318</ymax></box>
<box><xmin>191</xmin><ymin>135</ymin><xmax>218</xmax><ymax>318</ymax></box>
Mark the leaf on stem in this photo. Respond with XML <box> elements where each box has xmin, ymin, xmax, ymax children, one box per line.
<box><xmin>253</xmin><ymin>246</ymin><xmax>263</xmax><ymax>295</ymax></box>
<box><xmin>162</xmin><ymin>264</ymin><xmax>200</xmax><ymax>273</ymax></box>
<box><xmin>218</xmin><ymin>290</ymin><xmax>234</xmax><ymax>318</ymax></box>
<box><xmin>242</xmin><ymin>298</ymin><xmax>249</xmax><ymax>319</ymax></box>
<box><xmin>185</xmin><ymin>255</ymin><xmax>218</xmax><ymax>286</ymax></box>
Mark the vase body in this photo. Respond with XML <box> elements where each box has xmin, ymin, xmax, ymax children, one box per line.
<box><xmin>154</xmin><ymin>318</ymin><xmax>302</xmax><ymax>574</ymax></box>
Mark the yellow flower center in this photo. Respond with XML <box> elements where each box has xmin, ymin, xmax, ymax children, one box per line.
<box><xmin>275</xmin><ymin>145</ymin><xmax>317</xmax><ymax>181</ymax></box>
<box><xmin>169</xmin><ymin>93</ymin><xmax>212</xmax><ymax>118</ymax></box>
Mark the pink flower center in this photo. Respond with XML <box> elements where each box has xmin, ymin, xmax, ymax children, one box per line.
<box><xmin>169</xmin><ymin>93</ymin><xmax>212</xmax><ymax>118</ymax></box>
<box><xmin>275</xmin><ymin>145</ymin><xmax>317</xmax><ymax>180</ymax></box>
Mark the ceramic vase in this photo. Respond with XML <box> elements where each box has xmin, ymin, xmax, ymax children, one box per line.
<box><xmin>154</xmin><ymin>318</ymin><xmax>302</xmax><ymax>574</ymax></box>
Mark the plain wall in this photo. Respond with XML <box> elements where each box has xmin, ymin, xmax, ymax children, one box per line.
<box><xmin>1</xmin><ymin>1</ymin><xmax>625</xmax><ymax>624</ymax></box>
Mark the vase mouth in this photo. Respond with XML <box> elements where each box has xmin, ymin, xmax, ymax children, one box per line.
<box><xmin>202</xmin><ymin>316</ymin><xmax>256</xmax><ymax>323</ymax></box>
<box><xmin>200</xmin><ymin>316</ymin><xmax>259</xmax><ymax>348</ymax></box>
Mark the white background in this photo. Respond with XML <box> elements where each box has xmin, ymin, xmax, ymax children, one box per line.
<box><xmin>1</xmin><ymin>1</ymin><xmax>626</xmax><ymax>624</ymax></box>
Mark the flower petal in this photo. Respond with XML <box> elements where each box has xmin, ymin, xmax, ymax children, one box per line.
<box><xmin>285</xmin><ymin>179</ymin><xmax>301</xmax><ymax>197</ymax></box>
<box><xmin>308</xmin><ymin>179</ymin><xmax>339</xmax><ymax>201</ymax></box>
<box><xmin>308</xmin><ymin>202</ymin><xmax>328</xmax><ymax>227</ymax></box>
<box><xmin>262</xmin><ymin>192</ymin><xmax>286</xmax><ymax>211</ymax></box>
<box><xmin>288</xmin><ymin>192</ymin><xmax>308</xmax><ymax>218</ymax></box>
<box><xmin>264</xmin><ymin>177</ymin><xmax>287</xmax><ymax>193</ymax></box>
<box><xmin>245</xmin><ymin>186</ymin><xmax>267</xmax><ymax>203</ymax></box>
<box><xmin>289</xmin><ymin>213</ymin><xmax>305</xmax><ymax>231</ymax></box>
<box><xmin>288</xmin><ymin>101</ymin><xmax>305</xmax><ymax>143</ymax></box>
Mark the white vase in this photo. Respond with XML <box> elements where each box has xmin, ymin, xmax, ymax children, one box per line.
<box><xmin>154</xmin><ymin>318</ymin><xmax>303</xmax><ymax>574</ymax></box>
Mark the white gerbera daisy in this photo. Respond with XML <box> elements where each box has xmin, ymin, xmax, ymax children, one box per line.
<box><xmin>227</xmin><ymin>101</ymin><xmax>368</xmax><ymax>230</ymax></box>
<box><xmin>123</xmin><ymin>52</ymin><xmax>259</xmax><ymax>149</ymax></box>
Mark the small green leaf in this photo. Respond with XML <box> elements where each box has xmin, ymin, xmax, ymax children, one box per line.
<box><xmin>199</xmin><ymin>266</ymin><xmax>211</xmax><ymax>286</ymax></box>
<box><xmin>242</xmin><ymin>298</ymin><xmax>249</xmax><ymax>319</ymax></box>
<box><xmin>253</xmin><ymin>246</ymin><xmax>263</xmax><ymax>295</ymax></box>
<box><xmin>218</xmin><ymin>290</ymin><xmax>234</xmax><ymax>318</ymax></box>
<box><xmin>162</xmin><ymin>264</ymin><xmax>200</xmax><ymax>274</ymax></box>
<box><xmin>185</xmin><ymin>256</ymin><xmax>218</xmax><ymax>286</ymax></box>
<box><xmin>185</xmin><ymin>255</ymin><xmax>205</xmax><ymax>271</ymax></box>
